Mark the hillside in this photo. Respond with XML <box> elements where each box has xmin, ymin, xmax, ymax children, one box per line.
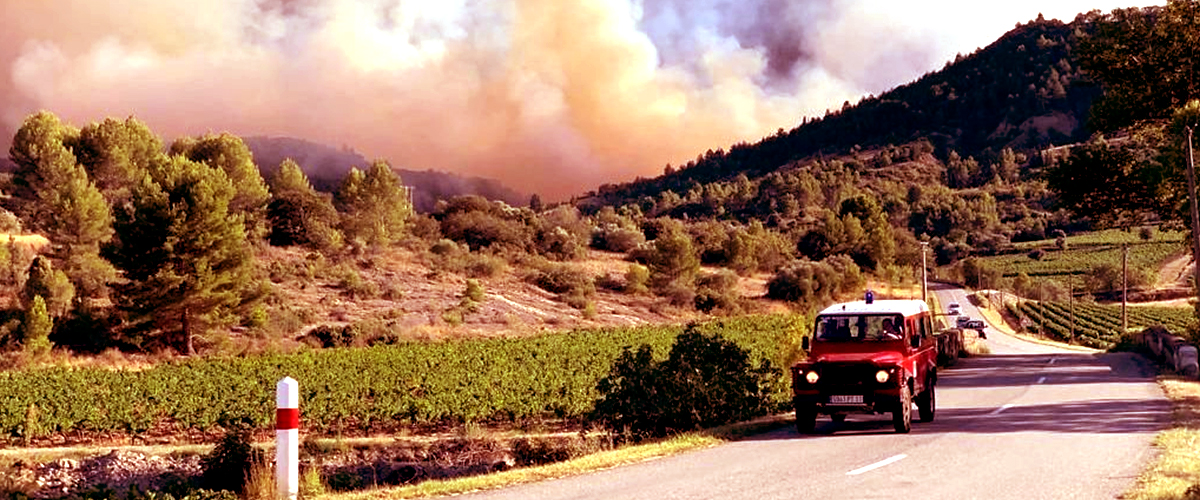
<box><xmin>243</xmin><ymin>136</ymin><xmax>528</xmax><ymax>213</ymax></box>
<box><xmin>581</xmin><ymin>16</ymin><xmax>1095</xmax><ymax>208</ymax></box>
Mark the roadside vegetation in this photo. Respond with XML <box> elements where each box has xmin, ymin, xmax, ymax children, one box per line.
<box><xmin>6</xmin><ymin>1</ymin><xmax>1200</xmax><ymax>498</ymax></box>
<box><xmin>1124</xmin><ymin>377</ymin><xmax>1200</xmax><ymax>500</ymax></box>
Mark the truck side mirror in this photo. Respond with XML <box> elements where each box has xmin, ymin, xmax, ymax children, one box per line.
<box><xmin>802</xmin><ymin>336</ymin><xmax>810</xmax><ymax>351</ymax></box>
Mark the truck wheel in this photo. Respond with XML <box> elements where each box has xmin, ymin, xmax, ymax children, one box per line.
<box><xmin>796</xmin><ymin>405</ymin><xmax>817</xmax><ymax>434</ymax></box>
<box><xmin>893</xmin><ymin>384</ymin><xmax>912</xmax><ymax>433</ymax></box>
<box><xmin>917</xmin><ymin>384</ymin><xmax>936</xmax><ymax>423</ymax></box>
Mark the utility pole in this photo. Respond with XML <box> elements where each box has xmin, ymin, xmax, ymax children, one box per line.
<box><xmin>1069</xmin><ymin>280</ymin><xmax>1075</xmax><ymax>343</ymax></box>
<box><xmin>1185</xmin><ymin>126</ymin><xmax>1200</xmax><ymax>310</ymax></box>
<box><xmin>1122</xmin><ymin>244</ymin><xmax>1128</xmax><ymax>335</ymax></box>
<box><xmin>919</xmin><ymin>241</ymin><xmax>929</xmax><ymax>303</ymax></box>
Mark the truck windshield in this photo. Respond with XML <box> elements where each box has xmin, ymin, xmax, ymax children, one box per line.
<box><xmin>815</xmin><ymin>314</ymin><xmax>904</xmax><ymax>342</ymax></box>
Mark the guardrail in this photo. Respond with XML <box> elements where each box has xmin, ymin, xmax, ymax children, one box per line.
<box><xmin>1142</xmin><ymin>326</ymin><xmax>1199</xmax><ymax>378</ymax></box>
<box><xmin>936</xmin><ymin>329</ymin><xmax>964</xmax><ymax>366</ymax></box>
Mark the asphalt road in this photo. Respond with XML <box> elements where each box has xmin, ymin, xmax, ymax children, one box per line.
<box><xmin>463</xmin><ymin>283</ymin><xmax>1168</xmax><ymax>500</ymax></box>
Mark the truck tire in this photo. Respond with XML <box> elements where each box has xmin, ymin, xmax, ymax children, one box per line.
<box><xmin>796</xmin><ymin>405</ymin><xmax>817</xmax><ymax>434</ymax></box>
<box><xmin>917</xmin><ymin>384</ymin><xmax>936</xmax><ymax>423</ymax></box>
<box><xmin>893</xmin><ymin>384</ymin><xmax>912</xmax><ymax>433</ymax></box>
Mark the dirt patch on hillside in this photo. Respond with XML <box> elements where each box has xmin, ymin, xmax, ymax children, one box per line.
<box><xmin>255</xmin><ymin>247</ymin><xmax>782</xmax><ymax>346</ymax></box>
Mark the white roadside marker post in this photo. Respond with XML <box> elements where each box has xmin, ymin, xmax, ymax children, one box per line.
<box><xmin>276</xmin><ymin>377</ymin><xmax>299</xmax><ymax>500</ymax></box>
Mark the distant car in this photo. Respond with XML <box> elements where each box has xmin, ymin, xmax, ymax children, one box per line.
<box><xmin>947</xmin><ymin>302</ymin><xmax>961</xmax><ymax>314</ymax></box>
<box><xmin>956</xmin><ymin>315</ymin><xmax>971</xmax><ymax>326</ymax></box>
<box><xmin>965</xmin><ymin>319</ymin><xmax>985</xmax><ymax>329</ymax></box>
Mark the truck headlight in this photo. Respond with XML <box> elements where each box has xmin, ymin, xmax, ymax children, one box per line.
<box><xmin>875</xmin><ymin>370</ymin><xmax>890</xmax><ymax>383</ymax></box>
<box><xmin>805</xmin><ymin>371</ymin><xmax>819</xmax><ymax>384</ymax></box>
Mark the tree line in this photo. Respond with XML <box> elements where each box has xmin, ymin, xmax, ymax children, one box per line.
<box><xmin>2</xmin><ymin>112</ymin><xmax>412</xmax><ymax>355</ymax></box>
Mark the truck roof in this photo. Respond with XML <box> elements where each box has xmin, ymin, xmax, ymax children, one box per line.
<box><xmin>817</xmin><ymin>299</ymin><xmax>929</xmax><ymax>318</ymax></box>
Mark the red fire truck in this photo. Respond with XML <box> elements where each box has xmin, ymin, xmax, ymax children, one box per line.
<box><xmin>791</xmin><ymin>293</ymin><xmax>938</xmax><ymax>434</ymax></box>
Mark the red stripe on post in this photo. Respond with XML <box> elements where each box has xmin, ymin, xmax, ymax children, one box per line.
<box><xmin>276</xmin><ymin>408</ymin><xmax>299</xmax><ymax>430</ymax></box>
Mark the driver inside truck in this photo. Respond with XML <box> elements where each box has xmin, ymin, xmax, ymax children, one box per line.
<box><xmin>881</xmin><ymin>318</ymin><xmax>902</xmax><ymax>339</ymax></box>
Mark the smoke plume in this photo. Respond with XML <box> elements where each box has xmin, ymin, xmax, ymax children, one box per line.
<box><xmin>0</xmin><ymin>0</ymin><xmax>1155</xmax><ymax>199</ymax></box>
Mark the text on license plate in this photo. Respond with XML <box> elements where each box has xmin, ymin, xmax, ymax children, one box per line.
<box><xmin>829</xmin><ymin>395</ymin><xmax>864</xmax><ymax>404</ymax></box>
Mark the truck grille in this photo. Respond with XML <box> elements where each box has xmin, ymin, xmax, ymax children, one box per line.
<box><xmin>819</xmin><ymin>363</ymin><xmax>875</xmax><ymax>387</ymax></box>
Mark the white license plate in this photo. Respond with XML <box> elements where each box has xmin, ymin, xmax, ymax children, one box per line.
<box><xmin>829</xmin><ymin>395</ymin><xmax>864</xmax><ymax>404</ymax></box>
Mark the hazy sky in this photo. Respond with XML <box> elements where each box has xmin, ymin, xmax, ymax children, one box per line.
<box><xmin>0</xmin><ymin>0</ymin><xmax>1159</xmax><ymax>199</ymax></box>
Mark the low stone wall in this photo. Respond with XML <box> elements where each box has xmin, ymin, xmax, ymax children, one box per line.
<box><xmin>936</xmin><ymin>329</ymin><xmax>964</xmax><ymax>367</ymax></box>
<box><xmin>1142</xmin><ymin>326</ymin><xmax>1199</xmax><ymax>378</ymax></box>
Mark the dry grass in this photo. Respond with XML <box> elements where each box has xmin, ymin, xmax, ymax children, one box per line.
<box><xmin>1123</xmin><ymin>377</ymin><xmax>1200</xmax><ymax>500</ymax></box>
<box><xmin>245</xmin><ymin>456</ymin><xmax>277</xmax><ymax>500</ymax></box>
<box><xmin>318</xmin><ymin>414</ymin><xmax>792</xmax><ymax>500</ymax></box>
<box><xmin>329</xmin><ymin>434</ymin><xmax>723</xmax><ymax>500</ymax></box>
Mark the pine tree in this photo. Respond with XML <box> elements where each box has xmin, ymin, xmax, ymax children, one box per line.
<box><xmin>334</xmin><ymin>160</ymin><xmax>413</xmax><ymax>248</ymax></box>
<box><xmin>267</xmin><ymin>159</ymin><xmax>342</xmax><ymax>250</ymax></box>
<box><xmin>171</xmin><ymin>133</ymin><xmax>271</xmax><ymax>242</ymax></box>
<box><xmin>22</xmin><ymin>256</ymin><xmax>74</xmax><ymax>319</ymax></box>
<box><xmin>22</xmin><ymin>295</ymin><xmax>53</xmax><ymax>357</ymax></box>
<box><xmin>75</xmin><ymin>116</ymin><xmax>162</xmax><ymax>204</ymax></box>
<box><xmin>109</xmin><ymin>155</ymin><xmax>258</xmax><ymax>355</ymax></box>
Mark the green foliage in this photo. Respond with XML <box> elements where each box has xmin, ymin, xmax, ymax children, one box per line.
<box><xmin>641</xmin><ymin>221</ymin><xmax>700</xmax><ymax>292</ymax></box>
<box><xmin>202</xmin><ymin>423</ymin><xmax>263</xmax><ymax>493</ymax></box>
<box><xmin>971</xmin><ymin>229</ymin><xmax>1182</xmax><ymax>282</ymax></box>
<box><xmin>172</xmin><ymin>133</ymin><xmax>271</xmax><ymax>242</ymax></box>
<box><xmin>8</xmin><ymin>111</ymin><xmax>82</xmax><ymax>223</ymax></box>
<box><xmin>589</xmin><ymin>326</ymin><xmax>780</xmax><ymax>441</ymax></box>
<box><xmin>74</xmin><ymin>116</ymin><xmax>162</xmax><ymax>204</ymax></box>
<box><xmin>0</xmin><ymin>315</ymin><xmax>803</xmax><ymax>437</ymax></box>
<box><xmin>333</xmin><ymin>265</ymin><xmax>377</xmax><ymax>300</ymax></box>
<box><xmin>693</xmin><ymin>270</ymin><xmax>741</xmax><ymax>313</ymax></box>
<box><xmin>435</xmin><ymin>196</ymin><xmax>534</xmax><ymax>253</ymax></box>
<box><xmin>590</xmin><ymin>222</ymin><xmax>646</xmax><ymax>253</ymax></box>
<box><xmin>21</xmin><ymin>256</ymin><xmax>74</xmax><ymax>319</ymax></box>
<box><xmin>306</xmin><ymin>325</ymin><xmax>360</xmax><ymax>349</ymax></box>
<box><xmin>108</xmin><ymin>155</ymin><xmax>258</xmax><ymax>355</ymax></box>
<box><xmin>533</xmin><ymin>206</ymin><xmax>590</xmax><ymax>260</ymax></box>
<box><xmin>1008</xmin><ymin>299</ymin><xmax>1194</xmax><ymax>348</ymax></box>
<box><xmin>335</xmin><ymin>160</ymin><xmax>413</xmax><ymax>248</ymax></box>
<box><xmin>766</xmin><ymin>257</ymin><xmax>863</xmax><ymax>305</ymax></box>
<box><xmin>531</xmin><ymin>263</ymin><xmax>594</xmax><ymax>308</ymax></box>
<box><xmin>22</xmin><ymin>296</ymin><xmax>52</xmax><ymax>357</ymax></box>
<box><xmin>624</xmin><ymin>264</ymin><xmax>650</xmax><ymax>295</ymax></box>
<box><xmin>464</xmin><ymin>279</ymin><xmax>485</xmax><ymax>303</ymax></box>
<box><xmin>1077</xmin><ymin>0</ymin><xmax>1200</xmax><ymax>131</ymax></box>
<box><xmin>1044</xmin><ymin>135</ymin><xmax>1172</xmax><ymax>227</ymax></box>
<box><xmin>267</xmin><ymin>159</ymin><xmax>343</xmax><ymax>252</ymax></box>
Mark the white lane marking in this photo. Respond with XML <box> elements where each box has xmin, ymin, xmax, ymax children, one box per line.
<box><xmin>1037</xmin><ymin>376</ymin><xmax>1047</xmax><ymax>384</ymax></box>
<box><xmin>846</xmin><ymin>454</ymin><xmax>908</xmax><ymax>476</ymax></box>
<box><xmin>989</xmin><ymin>404</ymin><xmax>1014</xmax><ymax>416</ymax></box>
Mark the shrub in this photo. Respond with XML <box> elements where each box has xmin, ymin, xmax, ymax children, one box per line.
<box><xmin>624</xmin><ymin>264</ymin><xmax>649</xmax><ymax>295</ymax></box>
<box><xmin>430</xmin><ymin>239</ymin><xmax>460</xmax><ymax>256</ymax></box>
<box><xmin>594</xmin><ymin>273</ymin><xmax>624</xmax><ymax>291</ymax></box>
<box><xmin>645</xmin><ymin>225</ymin><xmax>700</xmax><ymax>291</ymax></box>
<box><xmin>306</xmin><ymin>325</ymin><xmax>358</xmax><ymax>348</ymax></box>
<box><xmin>464</xmin><ymin>279</ymin><xmax>485</xmax><ymax>303</ymax></box>
<box><xmin>1138</xmin><ymin>226</ymin><xmax>1155</xmax><ymax>241</ymax></box>
<box><xmin>659</xmin><ymin>280</ymin><xmax>696</xmax><ymax>308</ymax></box>
<box><xmin>334</xmin><ymin>265</ymin><xmax>377</xmax><ymax>299</ymax></box>
<box><xmin>589</xmin><ymin>326</ymin><xmax>779</xmax><ymax>442</ymax></box>
<box><xmin>694</xmin><ymin>271</ymin><xmax>741</xmax><ymax>313</ymax></box>
<box><xmin>512</xmin><ymin>437</ymin><xmax>573</xmax><ymax>466</ymax></box>
<box><xmin>202</xmin><ymin>423</ymin><xmax>263</xmax><ymax>493</ymax></box>
<box><xmin>532</xmin><ymin>264</ymin><xmax>594</xmax><ymax>298</ymax></box>
<box><xmin>1027</xmin><ymin>248</ymin><xmax>1045</xmax><ymax>261</ymax></box>
<box><xmin>464</xmin><ymin>253</ymin><xmax>507</xmax><ymax>278</ymax></box>
<box><xmin>591</xmin><ymin>223</ymin><xmax>646</xmax><ymax>253</ymax></box>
